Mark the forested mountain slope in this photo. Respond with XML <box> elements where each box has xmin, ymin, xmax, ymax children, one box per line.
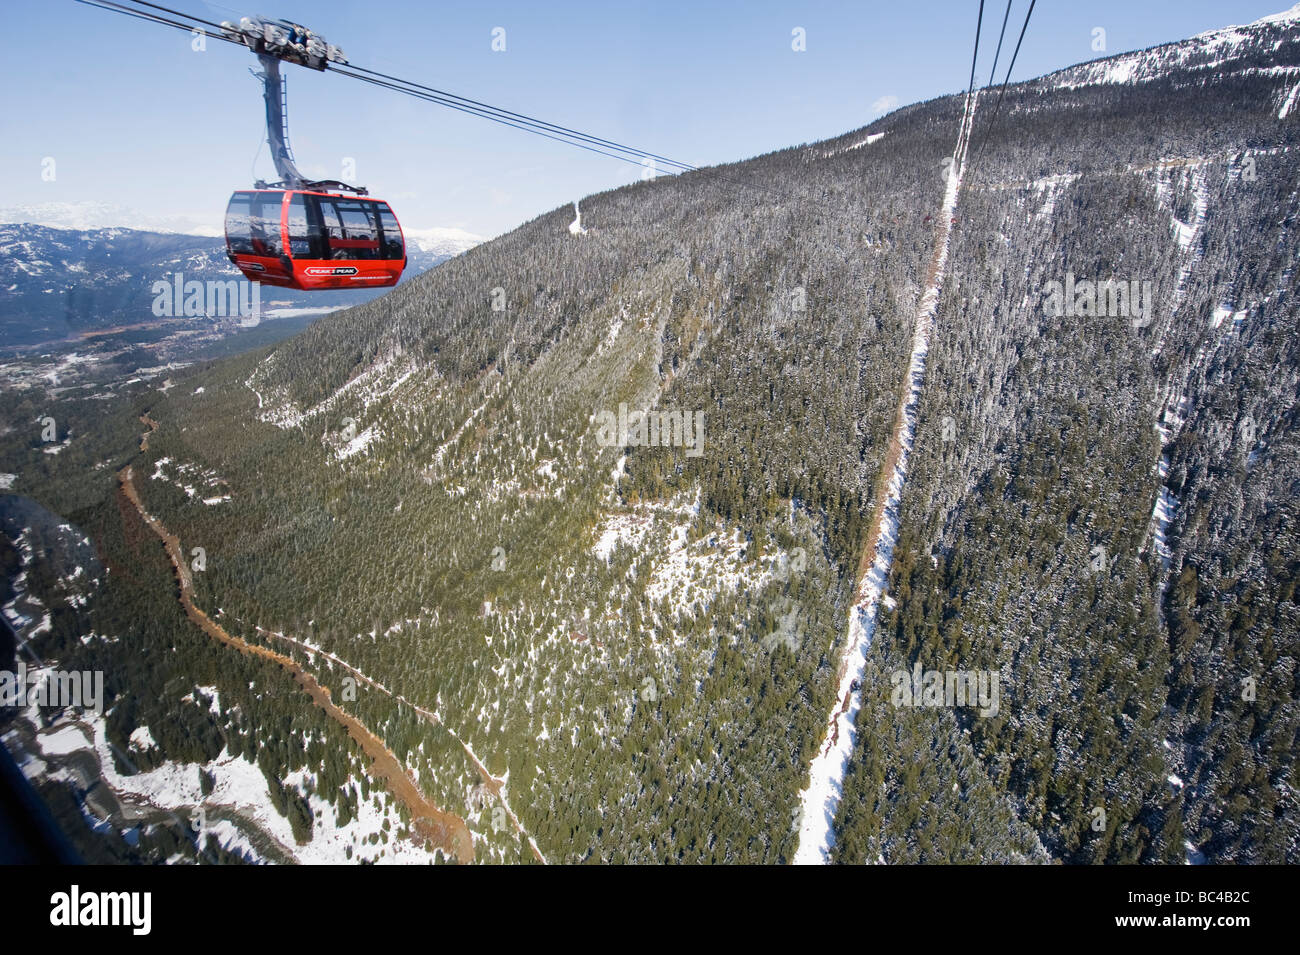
<box><xmin>832</xmin><ymin>10</ymin><xmax>1300</xmax><ymax>863</ymax></box>
<box><xmin>4</xmin><ymin>8</ymin><xmax>1297</xmax><ymax>864</ymax></box>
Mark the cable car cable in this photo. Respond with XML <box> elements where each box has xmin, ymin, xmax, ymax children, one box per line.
<box><xmin>108</xmin><ymin>2</ymin><xmax>860</xmax><ymax>214</ymax></box>
<box><xmin>328</xmin><ymin>65</ymin><xmax>856</xmax><ymax>212</ymax></box>
<box><xmin>970</xmin><ymin>0</ymin><xmax>1037</xmax><ymax>172</ymax></box>
<box><xmin>344</xmin><ymin>63</ymin><xmax>697</xmax><ymax>173</ymax></box>
<box><xmin>958</xmin><ymin>0</ymin><xmax>986</xmax><ymax>152</ymax></box>
<box><xmin>73</xmin><ymin>0</ymin><xmax>212</xmax><ymax>35</ymax></box>
<box><xmin>340</xmin><ymin>63</ymin><xmax>696</xmax><ymax>174</ymax></box>
<box><xmin>335</xmin><ymin>66</ymin><xmax>848</xmax><ymax>215</ymax></box>
<box><xmin>99</xmin><ymin>0</ymin><xmax>700</xmax><ymax>173</ymax></box>
<box><xmin>71</xmin><ymin>0</ymin><xmax>963</xmax><ymax>228</ymax></box>
<box><xmin>130</xmin><ymin>0</ymin><xmax>225</xmax><ymax>31</ymax></box>
<box><xmin>966</xmin><ymin>0</ymin><xmax>986</xmax><ymax>99</ymax></box>
<box><xmin>129</xmin><ymin>0</ymin><xmax>701</xmax><ymax>173</ymax></box>
<box><xmin>330</xmin><ymin>68</ymin><xmax>693</xmax><ymax>171</ymax></box>
<box><xmin>330</xmin><ymin>66</ymin><xmax>687</xmax><ymax>172</ymax></box>
<box><xmin>987</xmin><ymin>0</ymin><xmax>1014</xmax><ymax>88</ymax></box>
<box><xmin>99</xmin><ymin>0</ymin><xmax>896</xmax><ymax>212</ymax></box>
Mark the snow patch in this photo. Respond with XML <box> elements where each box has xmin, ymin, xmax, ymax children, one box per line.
<box><xmin>337</xmin><ymin>425</ymin><xmax>380</xmax><ymax>460</ymax></box>
<box><xmin>849</xmin><ymin>132</ymin><xmax>888</xmax><ymax>150</ymax></box>
<box><xmin>1279</xmin><ymin>79</ymin><xmax>1300</xmax><ymax>118</ymax></box>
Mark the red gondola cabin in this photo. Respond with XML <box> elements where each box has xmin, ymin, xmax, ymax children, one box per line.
<box><xmin>224</xmin><ymin>189</ymin><xmax>406</xmax><ymax>291</ymax></box>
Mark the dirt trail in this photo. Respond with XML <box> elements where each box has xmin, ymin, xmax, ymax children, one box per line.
<box><xmin>120</xmin><ymin>415</ymin><xmax>474</xmax><ymax>863</ymax></box>
<box><xmin>253</xmin><ymin>623</ymin><xmax>548</xmax><ymax>864</ymax></box>
<box><xmin>138</xmin><ymin>413</ymin><xmax>157</xmax><ymax>452</ymax></box>
<box><xmin>853</xmin><ymin>219</ymin><xmax>950</xmax><ymax>603</ymax></box>
<box><xmin>975</xmin><ymin>144</ymin><xmax>1293</xmax><ymax>193</ymax></box>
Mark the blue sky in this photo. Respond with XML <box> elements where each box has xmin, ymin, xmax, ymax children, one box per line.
<box><xmin>0</xmin><ymin>1</ymin><xmax>1289</xmax><ymax>238</ymax></box>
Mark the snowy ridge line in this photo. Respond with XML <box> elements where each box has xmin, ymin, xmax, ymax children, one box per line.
<box><xmin>793</xmin><ymin>92</ymin><xmax>978</xmax><ymax>866</ymax></box>
<box><xmin>1044</xmin><ymin>6</ymin><xmax>1300</xmax><ymax>93</ymax></box>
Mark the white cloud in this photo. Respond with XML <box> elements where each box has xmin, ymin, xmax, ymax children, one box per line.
<box><xmin>871</xmin><ymin>94</ymin><xmax>899</xmax><ymax>115</ymax></box>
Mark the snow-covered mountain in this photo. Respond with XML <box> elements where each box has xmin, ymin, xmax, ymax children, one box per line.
<box><xmin>0</xmin><ymin>201</ymin><xmax>223</xmax><ymax>238</ymax></box>
<box><xmin>401</xmin><ymin>226</ymin><xmax>486</xmax><ymax>258</ymax></box>
<box><xmin>1046</xmin><ymin>3</ymin><xmax>1300</xmax><ymax>92</ymax></box>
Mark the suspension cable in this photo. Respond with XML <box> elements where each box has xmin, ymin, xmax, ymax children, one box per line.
<box><xmin>970</xmin><ymin>0</ymin><xmax>1037</xmax><ymax>170</ymax></box>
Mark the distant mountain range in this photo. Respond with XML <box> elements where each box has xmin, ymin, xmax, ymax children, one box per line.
<box><xmin>0</xmin><ymin>213</ymin><xmax>482</xmax><ymax>347</ymax></box>
<box><xmin>0</xmin><ymin>201</ymin><xmax>223</xmax><ymax>238</ymax></box>
<box><xmin>0</xmin><ymin>201</ymin><xmax>486</xmax><ymax>259</ymax></box>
